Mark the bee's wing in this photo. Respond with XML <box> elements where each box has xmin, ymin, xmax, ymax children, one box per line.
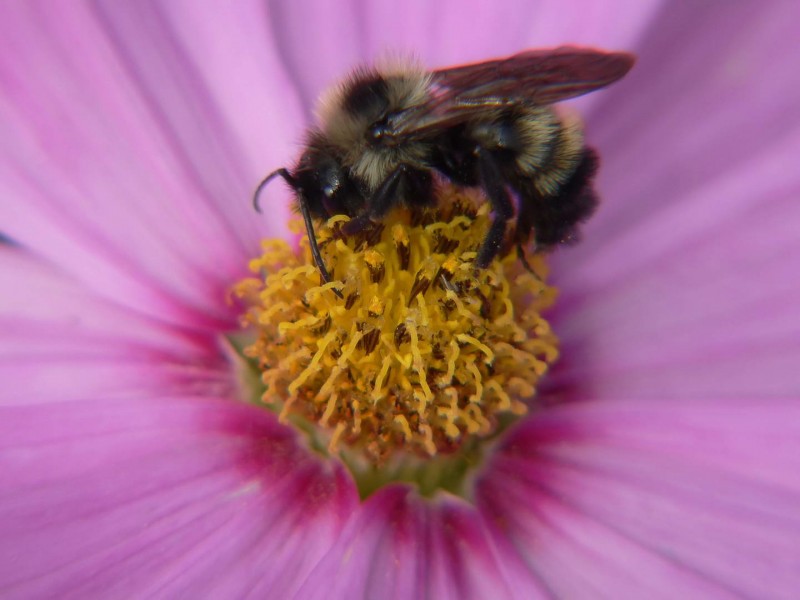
<box><xmin>391</xmin><ymin>47</ymin><xmax>634</xmax><ymax>136</ymax></box>
<box><xmin>434</xmin><ymin>47</ymin><xmax>635</xmax><ymax>105</ymax></box>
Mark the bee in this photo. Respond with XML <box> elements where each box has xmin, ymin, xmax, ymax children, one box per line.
<box><xmin>254</xmin><ymin>47</ymin><xmax>634</xmax><ymax>286</ymax></box>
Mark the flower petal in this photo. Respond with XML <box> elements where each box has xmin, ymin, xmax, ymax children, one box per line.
<box><xmin>547</xmin><ymin>2</ymin><xmax>800</xmax><ymax>400</ymax></box>
<box><xmin>0</xmin><ymin>247</ymin><xmax>358</xmax><ymax>596</ymax></box>
<box><xmin>0</xmin><ymin>2</ymin><xmax>300</xmax><ymax>327</ymax></box>
<box><xmin>478</xmin><ymin>399</ymin><xmax>800</xmax><ymax>597</ymax></box>
<box><xmin>0</xmin><ymin>394</ymin><xmax>356</xmax><ymax>598</ymax></box>
<box><xmin>549</xmin><ymin>143</ymin><xmax>800</xmax><ymax>400</ymax></box>
<box><xmin>296</xmin><ymin>487</ymin><xmax>515</xmax><ymax>600</ymax></box>
<box><xmin>92</xmin><ymin>0</ymin><xmax>306</xmax><ymax>245</ymax></box>
<box><xmin>269</xmin><ymin>0</ymin><xmax>661</xmax><ymax>111</ymax></box>
<box><xmin>580</xmin><ymin>1</ymin><xmax>800</xmax><ymax>275</ymax></box>
<box><xmin>0</xmin><ymin>247</ymin><xmax>226</xmax><ymax>406</ymax></box>
<box><xmin>0</xmin><ymin>247</ymin><xmax>357</xmax><ymax>596</ymax></box>
<box><xmin>268</xmin><ymin>0</ymin><xmax>365</xmax><ymax>115</ymax></box>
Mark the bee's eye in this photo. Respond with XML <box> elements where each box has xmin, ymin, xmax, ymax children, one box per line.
<box><xmin>343</xmin><ymin>77</ymin><xmax>389</xmax><ymax>118</ymax></box>
<box><xmin>369</xmin><ymin>120</ymin><xmax>387</xmax><ymax>140</ymax></box>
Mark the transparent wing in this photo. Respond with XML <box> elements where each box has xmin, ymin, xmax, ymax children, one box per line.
<box><xmin>389</xmin><ymin>47</ymin><xmax>635</xmax><ymax>137</ymax></box>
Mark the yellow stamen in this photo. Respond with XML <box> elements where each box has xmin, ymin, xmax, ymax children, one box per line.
<box><xmin>234</xmin><ymin>187</ymin><xmax>559</xmax><ymax>462</ymax></box>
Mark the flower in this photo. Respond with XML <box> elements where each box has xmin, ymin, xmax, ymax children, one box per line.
<box><xmin>2</xmin><ymin>1</ymin><xmax>799</xmax><ymax>598</ymax></box>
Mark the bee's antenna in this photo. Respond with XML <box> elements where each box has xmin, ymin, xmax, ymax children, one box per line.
<box><xmin>253</xmin><ymin>168</ymin><xmax>295</xmax><ymax>213</ymax></box>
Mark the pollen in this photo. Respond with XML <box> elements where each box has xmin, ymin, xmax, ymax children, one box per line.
<box><xmin>234</xmin><ymin>188</ymin><xmax>559</xmax><ymax>462</ymax></box>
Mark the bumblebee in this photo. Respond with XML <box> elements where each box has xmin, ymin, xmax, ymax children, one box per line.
<box><xmin>255</xmin><ymin>47</ymin><xmax>634</xmax><ymax>283</ymax></box>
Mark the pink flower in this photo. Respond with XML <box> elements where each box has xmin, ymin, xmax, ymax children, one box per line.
<box><xmin>2</xmin><ymin>1</ymin><xmax>799</xmax><ymax>598</ymax></box>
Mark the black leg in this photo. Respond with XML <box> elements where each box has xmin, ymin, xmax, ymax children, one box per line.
<box><xmin>253</xmin><ymin>168</ymin><xmax>342</xmax><ymax>298</ymax></box>
<box><xmin>296</xmin><ymin>192</ymin><xmax>342</xmax><ymax>297</ymax></box>
<box><xmin>516</xmin><ymin>242</ymin><xmax>542</xmax><ymax>281</ymax></box>
<box><xmin>342</xmin><ymin>164</ymin><xmax>411</xmax><ymax>237</ymax></box>
<box><xmin>474</xmin><ymin>148</ymin><xmax>514</xmax><ymax>269</ymax></box>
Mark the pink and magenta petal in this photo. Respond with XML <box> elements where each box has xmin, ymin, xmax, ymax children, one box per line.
<box><xmin>0</xmin><ymin>248</ymin><xmax>358</xmax><ymax>597</ymax></box>
<box><xmin>0</xmin><ymin>2</ymin><xmax>301</xmax><ymax>329</ymax></box>
<box><xmin>0</xmin><ymin>248</ymin><xmax>226</xmax><ymax>406</ymax></box>
<box><xmin>269</xmin><ymin>0</ymin><xmax>662</xmax><ymax>110</ymax></box>
<box><xmin>478</xmin><ymin>398</ymin><xmax>800</xmax><ymax>597</ymax></box>
<box><xmin>296</xmin><ymin>487</ymin><xmax>515</xmax><ymax>600</ymax></box>
<box><xmin>544</xmin><ymin>2</ymin><xmax>800</xmax><ymax>401</ymax></box>
<box><xmin>0</xmin><ymin>395</ymin><xmax>356</xmax><ymax>598</ymax></box>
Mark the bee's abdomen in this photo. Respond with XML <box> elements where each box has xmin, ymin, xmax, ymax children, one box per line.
<box><xmin>518</xmin><ymin>147</ymin><xmax>599</xmax><ymax>248</ymax></box>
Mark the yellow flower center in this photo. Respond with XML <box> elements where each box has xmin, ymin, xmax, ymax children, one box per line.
<box><xmin>234</xmin><ymin>187</ymin><xmax>559</xmax><ymax>471</ymax></box>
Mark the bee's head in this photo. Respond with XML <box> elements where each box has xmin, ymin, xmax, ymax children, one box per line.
<box><xmin>316</xmin><ymin>60</ymin><xmax>432</xmax><ymax>188</ymax></box>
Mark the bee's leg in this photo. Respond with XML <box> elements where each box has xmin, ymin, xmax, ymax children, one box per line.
<box><xmin>474</xmin><ymin>148</ymin><xmax>514</xmax><ymax>269</ymax></box>
<box><xmin>340</xmin><ymin>169</ymin><xmax>402</xmax><ymax>236</ymax></box>
<box><xmin>297</xmin><ymin>192</ymin><xmax>343</xmax><ymax>298</ymax></box>
<box><xmin>255</xmin><ymin>168</ymin><xmax>342</xmax><ymax>298</ymax></box>
<box><xmin>516</xmin><ymin>242</ymin><xmax>542</xmax><ymax>281</ymax></box>
<box><xmin>342</xmin><ymin>164</ymin><xmax>431</xmax><ymax>236</ymax></box>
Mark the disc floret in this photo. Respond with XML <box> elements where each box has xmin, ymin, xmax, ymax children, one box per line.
<box><xmin>235</xmin><ymin>189</ymin><xmax>559</xmax><ymax>464</ymax></box>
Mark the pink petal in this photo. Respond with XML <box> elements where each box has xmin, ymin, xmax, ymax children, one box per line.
<box><xmin>0</xmin><ymin>248</ymin><xmax>229</xmax><ymax>406</ymax></box>
<box><xmin>0</xmin><ymin>2</ymin><xmax>299</xmax><ymax>328</ymax></box>
<box><xmin>478</xmin><ymin>399</ymin><xmax>800</xmax><ymax>597</ymax></box>
<box><xmin>296</xmin><ymin>487</ymin><xmax>515</xmax><ymax>600</ymax></box>
<box><xmin>92</xmin><ymin>0</ymin><xmax>305</xmax><ymax>245</ymax></box>
<box><xmin>269</xmin><ymin>0</ymin><xmax>661</xmax><ymax>111</ymax></box>
<box><xmin>268</xmin><ymin>1</ymin><xmax>365</xmax><ymax>115</ymax></box>
<box><xmin>0</xmin><ymin>246</ymin><xmax>358</xmax><ymax>596</ymax></box>
<box><xmin>0</xmin><ymin>394</ymin><xmax>356</xmax><ymax>598</ymax></box>
<box><xmin>545</xmin><ymin>2</ymin><xmax>800</xmax><ymax>400</ymax></box>
<box><xmin>428</xmin><ymin>0</ymin><xmax>661</xmax><ymax>67</ymax></box>
<box><xmin>580</xmin><ymin>2</ymin><xmax>800</xmax><ymax>275</ymax></box>
<box><xmin>0</xmin><ymin>247</ymin><xmax>357</xmax><ymax>596</ymax></box>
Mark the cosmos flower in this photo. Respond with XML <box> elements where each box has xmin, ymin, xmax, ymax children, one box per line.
<box><xmin>2</xmin><ymin>1</ymin><xmax>799</xmax><ymax>598</ymax></box>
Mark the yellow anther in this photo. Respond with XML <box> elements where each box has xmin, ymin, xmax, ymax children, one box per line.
<box><xmin>234</xmin><ymin>186</ymin><xmax>559</xmax><ymax>462</ymax></box>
